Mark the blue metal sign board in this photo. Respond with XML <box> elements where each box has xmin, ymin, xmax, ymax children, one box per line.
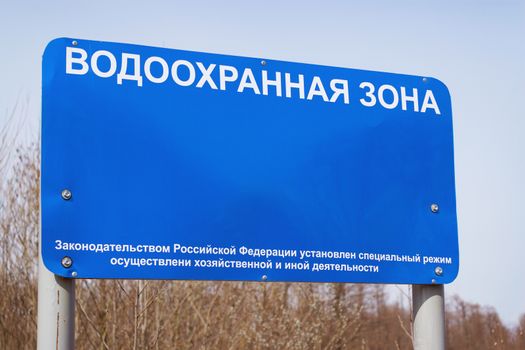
<box><xmin>42</xmin><ymin>38</ymin><xmax>459</xmax><ymax>284</ymax></box>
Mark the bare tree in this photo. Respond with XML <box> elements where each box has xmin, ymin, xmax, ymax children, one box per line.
<box><xmin>0</xmin><ymin>113</ymin><xmax>523</xmax><ymax>349</ymax></box>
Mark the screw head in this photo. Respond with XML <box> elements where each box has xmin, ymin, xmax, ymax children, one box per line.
<box><xmin>61</xmin><ymin>189</ymin><xmax>72</xmax><ymax>200</ymax></box>
<box><xmin>71</xmin><ymin>271</ymin><xmax>78</xmax><ymax>277</ymax></box>
<box><xmin>61</xmin><ymin>256</ymin><xmax>73</xmax><ymax>268</ymax></box>
<box><xmin>434</xmin><ymin>266</ymin><xmax>443</xmax><ymax>276</ymax></box>
<box><xmin>430</xmin><ymin>203</ymin><xmax>439</xmax><ymax>213</ymax></box>
<box><xmin>261</xmin><ymin>60</ymin><xmax>267</xmax><ymax>66</ymax></box>
<box><xmin>422</xmin><ymin>77</ymin><xmax>428</xmax><ymax>82</ymax></box>
<box><xmin>72</xmin><ymin>40</ymin><xmax>78</xmax><ymax>46</ymax></box>
<box><xmin>431</xmin><ymin>279</ymin><xmax>437</xmax><ymax>284</ymax></box>
<box><xmin>261</xmin><ymin>275</ymin><xmax>268</xmax><ymax>281</ymax></box>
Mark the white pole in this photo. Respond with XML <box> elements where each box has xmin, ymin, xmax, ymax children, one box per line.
<box><xmin>412</xmin><ymin>284</ymin><xmax>446</xmax><ymax>350</ymax></box>
<box><xmin>37</xmin><ymin>241</ymin><xmax>75</xmax><ymax>349</ymax></box>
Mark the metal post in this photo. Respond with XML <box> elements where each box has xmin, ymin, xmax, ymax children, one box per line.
<box><xmin>37</xmin><ymin>242</ymin><xmax>75</xmax><ymax>349</ymax></box>
<box><xmin>412</xmin><ymin>284</ymin><xmax>445</xmax><ymax>350</ymax></box>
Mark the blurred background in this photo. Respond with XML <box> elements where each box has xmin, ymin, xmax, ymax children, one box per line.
<box><xmin>1</xmin><ymin>1</ymin><xmax>524</xmax><ymax>348</ymax></box>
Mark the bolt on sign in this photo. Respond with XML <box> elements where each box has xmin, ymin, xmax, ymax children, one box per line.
<box><xmin>42</xmin><ymin>38</ymin><xmax>459</xmax><ymax>284</ymax></box>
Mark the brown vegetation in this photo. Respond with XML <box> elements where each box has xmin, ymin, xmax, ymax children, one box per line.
<box><xmin>1</xmin><ymin>136</ymin><xmax>524</xmax><ymax>349</ymax></box>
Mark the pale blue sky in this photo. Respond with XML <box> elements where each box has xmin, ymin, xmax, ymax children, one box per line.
<box><xmin>1</xmin><ymin>0</ymin><xmax>524</xmax><ymax>324</ymax></box>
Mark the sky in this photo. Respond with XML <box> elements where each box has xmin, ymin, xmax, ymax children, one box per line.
<box><xmin>1</xmin><ymin>0</ymin><xmax>524</xmax><ymax>325</ymax></box>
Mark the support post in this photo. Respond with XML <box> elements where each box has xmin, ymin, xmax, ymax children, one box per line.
<box><xmin>412</xmin><ymin>284</ymin><xmax>445</xmax><ymax>350</ymax></box>
<box><xmin>37</xmin><ymin>245</ymin><xmax>75</xmax><ymax>349</ymax></box>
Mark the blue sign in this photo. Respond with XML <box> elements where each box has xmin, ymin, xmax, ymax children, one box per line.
<box><xmin>42</xmin><ymin>38</ymin><xmax>459</xmax><ymax>284</ymax></box>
